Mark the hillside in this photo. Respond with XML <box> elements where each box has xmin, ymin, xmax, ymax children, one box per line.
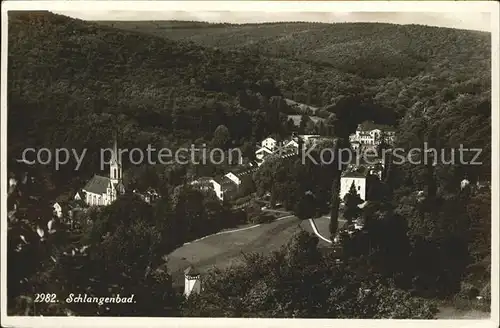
<box><xmin>99</xmin><ymin>20</ymin><xmax>490</xmax><ymax>78</ymax></box>
<box><xmin>7</xmin><ymin>13</ymin><xmax>493</xmax><ymax>317</ymax></box>
<box><xmin>8</xmin><ymin>13</ymin><xmax>492</xmax><ymax>188</ymax></box>
<box><xmin>7</xmin><ymin>12</ymin><xmax>292</xmax><ymax>190</ymax></box>
<box><xmin>98</xmin><ymin>21</ymin><xmax>491</xmax><ymax>120</ymax></box>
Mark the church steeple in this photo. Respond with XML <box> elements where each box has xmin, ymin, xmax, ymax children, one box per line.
<box><xmin>110</xmin><ymin>135</ymin><xmax>122</xmax><ymax>185</ymax></box>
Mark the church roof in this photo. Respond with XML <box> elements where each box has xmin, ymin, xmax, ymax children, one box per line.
<box><xmin>83</xmin><ymin>175</ymin><xmax>111</xmax><ymax>195</ymax></box>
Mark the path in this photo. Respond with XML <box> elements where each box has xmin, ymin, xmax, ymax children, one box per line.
<box><xmin>308</xmin><ymin>218</ymin><xmax>332</xmax><ymax>243</ymax></box>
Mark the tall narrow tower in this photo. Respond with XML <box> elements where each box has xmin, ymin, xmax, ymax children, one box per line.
<box><xmin>109</xmin><ymin>138</ymin><xmax>122</xmax><ymax>185</ymax></box>
<box><xmin>183</xmin><ymin>266</ymin><xmax>201</xmax><ymax>298</ymax></box>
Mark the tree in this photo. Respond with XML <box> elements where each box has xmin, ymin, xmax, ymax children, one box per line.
<box><xmin>7</xmin><ymin>168</ymin><xmax>72</xmax><ymax>316</ymax></box>
<box><xmin>55</xmin><ymin>194</ymin><xmax>181</xmax><ymax>316</ymax></box>
<box><xmin>294</xmin><ymin>191</ymin><xmax>317</xmax><ymax>220</ymax></box>
<box><xmin>304</xmin><ymin>120</ymin><xmax>317</xmax><ymax>135</ymax></box>
<box><xmin>240</xmin><ymin>141</ymin><xmax>256</xmax><ymax>161</ymax></box>
<box><xmin>299</xmin><ymin>114</ymin><xmax>312</xmax><ymax>134</ymax></box>
<box><xmin>343</xmin><ymin>182</ymin><xmax>363</xmax><ymax>225</ymax></box>
<box><xmin>212</xmin><ymin>124</ymin><xmax>231</xmax><ymax>150</ymax></box>
<box><xmin>181</xmin><ymin>230</ymin><xmax>438</xmax><ymax>318</ymax></box>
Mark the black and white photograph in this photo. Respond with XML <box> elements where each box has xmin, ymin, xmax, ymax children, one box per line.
<box><xmin>1</xmin><ymin>1</ymin><xmax>499</xmax><ymax>327</ymax></box>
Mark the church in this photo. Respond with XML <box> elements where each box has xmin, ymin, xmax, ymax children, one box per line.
<box><xmin>75</xmin><ymin>140</ymin><xmax>125</xmax><ymax>206</ymax></box>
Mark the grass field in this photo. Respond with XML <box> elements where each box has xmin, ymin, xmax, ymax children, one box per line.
<box><xmin>164</xmin><ymin>214</ymin><xmax>339</xmax><ymax>286</ymax></box>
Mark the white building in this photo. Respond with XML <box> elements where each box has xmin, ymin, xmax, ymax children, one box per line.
<box><xmin>77</xmin><ymin>139</ymin><xmax>125</xmax><ymax>206</ymax></box>
<box><xmin>284</xmin><ymin>139</ymin><xmax>299</xmax><ymax>150</ymax></box>
<box><xmin>349</xmin><ymin>126</ymin><xmax>396</xmax><ymax>146</ymax></box>
<box><xmin>255</xmin><ymin>137</ymin><xmax>278</xmax><ymax>162</ymax></box>
<box><xmin>210</xmin><ymin>176</ymin><xmax>238</xmax><ymax>201</ymax></box>
<box><xmin>133</xmin><ymin>188</ymin><xmax>159</xmax><ymax>204</ymax></box>
<box><xmin>225</xmin><ymin>165</ymin><xmax>258</xmax><ymax>186</ymax></box>
<box><xmin>52</xmin><ymin>202</ymin><xmax>63</xmax><ymax>218</ymax></box>
<box><xmin>261</xmin><ymin>137</ymin><xmax>277</xmax><ymax>151</ymax></box>
<box><xmin>351</xmin><ymin>141</ymin><xmax>361</xmax><ymax>152</ymax></box>
<box><xmin>225</xmin><ymin>172</ymin><xmax>242</xmax><ymax>186</ymax></box>
<box><xmin>255</xmin><ymin>146</ymin><xmax>273</xmax><ymax>161</ymax></box>
<box><xmin>190</xmin><ymin>177</ymin><xmax>215</xmax><ymax>191</ymax></box>
<box><xmin>184</xmin><ymin>266</ymin><xmax>201</xmax><ymax>298</ymax></box>
<box><xmin>340</xmin><ymin>172</ymin><xmax>367</xmax><ymax>201</ymax></box>
<box><xmin>299</xmin><ymin>134</ymin><xmax>321</xmax><ymax>144</ymax></box>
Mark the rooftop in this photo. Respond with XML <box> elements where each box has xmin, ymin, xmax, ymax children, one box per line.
<box><xmin>184</xmin><ymin>265</ymin><xmax>200</xmax><ymax>277</ymax></box>
<box><xmin>83</xmin><ymin>175</ymin><xmax>111</xmax><ymax>194</ymax></box>
<box><xmin>214</xmin><ymin>176</ymin><xmax>238</xmax><ymax>190</ymax></box>
<box><xmin>191</xmin><ymin>177</ymin><xmax>213</xmax><ymax>184</ymax></box>
<box><xmin>357</xmin><ymin>121</ymin><xmax>397</xmax><ymax>132</ymax></box>
<box><xmin>342</xmin><ymin>171</ymin><xmax>367</xmax><ymax>178</ymax></box>
<box><xmin>229</xmin><ymin>164</ymin><xmax>258</xmax><ymax>176</ymax></box>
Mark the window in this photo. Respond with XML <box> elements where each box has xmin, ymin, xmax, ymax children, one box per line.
<box><xmin>357</xmin><ymin>186</ymin><xmax>360</xmax><ymax>191</ymax></box>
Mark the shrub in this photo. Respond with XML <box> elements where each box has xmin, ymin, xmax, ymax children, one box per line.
<box><xmin>458</xmin><ymin>282</ymin><xmax>480</xmax><ymax>300</ymax></box>
<box><xmin>249</xmin><ymin>213</ymin><xmax>275</xmax><ymax>224</ymax></box>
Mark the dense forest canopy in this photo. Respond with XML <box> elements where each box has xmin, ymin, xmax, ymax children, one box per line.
<box><xmin>7</xmin><ymin>12</ymin><xmax>492</xmax><ymax>317</ymax></box>
<box><xmin>9</xmin><ymin>13</ymin><xmax>491</xmax><ymax>189</ymax></box>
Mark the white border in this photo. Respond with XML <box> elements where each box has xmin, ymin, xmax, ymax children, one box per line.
<box><xmin>0</xmin><ymin>1</ymin><xmax>498</xmax><ymax>13</ymax></box>
<box><xmin>1</xmin><ymin>1</ymin><xmax>499</xmax><ymax>328</ymax></box>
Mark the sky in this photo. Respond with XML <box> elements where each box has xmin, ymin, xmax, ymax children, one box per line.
<box><xmin>54</xmin><ymin>11</ymin><xmax>492</xmax><ymax>32</ymax></box>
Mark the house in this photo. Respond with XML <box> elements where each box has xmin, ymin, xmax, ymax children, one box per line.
<box><xmin>255</xmin><ymin>146</ymin><xmax>273</xmax><ymax>161</ymax></box>
<box><xmin>52</xmin><ymin>202</ymin><xmax>63</xmax><ymax>218</ymax></box>
<box><xmin>285</xmin><ymin>139</ymin><xmax>299</xmax><ymax>149</ymax></box>
<box><xmin>225</xmin><ymin>172</ymin><xmax>243</xmax><ymax>185</ymax></box>
<box><xmin>8</xmin><ymin>177</ymin><xmax>17</xmax><ymax>196</ymax></box>
<box><xmin>211</xmin><ymin>176</ymin><xmax>238</xmax><ymax>201</ymax></box>
<box><xmin>225</xmin><ymin>165</ymin><xmax>259</xmax><ymax>185</ymax></box>
<box><xmin>255</xmin><ymin>136</ymin><xmax>278</xmax><ymax>162</ymax></box>
<box><xmin>77</xmin><ymin>139</ymin><xmax>125</xmax><ymax>207</ymax></box>
<box><xmin>133</xmin><ymin>188</ymin><xmax>159</xmax><ymax>204</ymax></box>
<box><xmin>261</xmin><ymin>137</ymin><xmax>277</xmax><ymax>151</ymax></box>
<box><xmin>190</xmin><ymin>177</ymin><xmax>216</xmax><ymax>191</ymax></box>
<box><xmin>74</xmin><ymin>190</ymin><xmax>84</xmax><ymax>202</ymax></box>
<box><xmin>340</xmin><ymin>171</ymin><xmax>367</xmax><ymax>201</ymax></box>
<box><xmin>351</xmin><ymin>141</ymin><xmax>361</xmax><ymax>152</ymax></box>
<box><xmin>349</xmin><ymin>124</ymin><xmax>396</xmax><ymax>146</ymax></box>
<box><xmin>298</xmin><ymin>134</ymin><xmax>321</xmax><ymax>144</ymax></box>
<box><xmin>354</xmin><ymin>218</ymin><xmax>365</xmax><ymax>230</ymax></box>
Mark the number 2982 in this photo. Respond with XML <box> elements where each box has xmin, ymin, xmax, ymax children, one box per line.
<box><xmin>34</xmin><ymin>293</ymin><xmax>58</xmax><ymax>303</ymax></box>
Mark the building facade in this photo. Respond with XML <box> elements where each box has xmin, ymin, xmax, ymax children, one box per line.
<box><xmin>349</xmin><ymin>126</ymin><xmax>396</xmax><ymax>146</ymax></box>
<box><xmin>77</xmin><ymin>140</ymin><xmax>125</xmax><ymax>206</ymax></box>
<box><xmin>261</xmin><ymin>137</ymin><xmax>277</xmax><ymax>151</ymax></box>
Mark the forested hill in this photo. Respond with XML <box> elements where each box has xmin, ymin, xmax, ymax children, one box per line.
<box><xmin>8</xmin><ymin>12</ymin><xmax>492</xmax><ymax>189</ymax></box>
<box><xmin>98</xmin><ymin>19</ymin><xmax>493</xmax><ymax>183</ymax></box>
<box><xmin>8</xmin><ymin>12</ymin><xmax>289</xmax><ymax>186</ymax></box>
<box><xmin>99</xmin><ymin>20</ymin><xmax>491</xmax><ymax>79</ymax></box>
